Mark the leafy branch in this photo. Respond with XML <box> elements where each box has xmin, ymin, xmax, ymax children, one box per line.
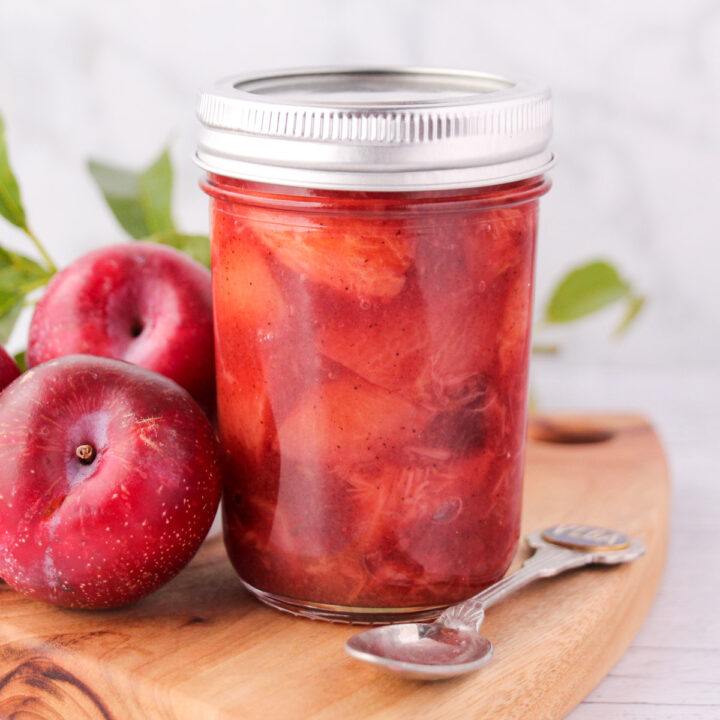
<box><xmin>0</xmin><ymin>115</ymin><xmax>56</xmax><ymax>343</ymax></box>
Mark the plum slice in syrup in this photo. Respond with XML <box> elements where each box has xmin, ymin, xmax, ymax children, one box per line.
<box><xmin>242</xmin><ymin>205</ymin><xmax>415</xmax><ymax>301</ymax></box>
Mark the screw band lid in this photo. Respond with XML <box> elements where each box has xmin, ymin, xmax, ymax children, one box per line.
<box><xmin>195</xmin><ymin>66</ymin><xmax>554</xmax><ymax>191</ymax></box>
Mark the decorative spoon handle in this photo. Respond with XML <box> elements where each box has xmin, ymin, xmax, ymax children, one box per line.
<box><xmin>437</xmin><ymin>543</ymin><xmax>588</xmax><ymax>631</ymax></box>
<box><xmin>438</xmin><ymin>524</ymin><xmax>646</xmax><ymax>632</ymax></box>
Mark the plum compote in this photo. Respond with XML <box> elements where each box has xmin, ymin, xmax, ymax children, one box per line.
<box><xmin>204</xmin><ymin>174</ymin><xmax>549</xmax><ymax>621</ymax></box>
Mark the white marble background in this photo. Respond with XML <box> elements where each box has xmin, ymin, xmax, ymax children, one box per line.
<box><xmin>1</xmin><ymin>0</ymin><xmax>719</xmax><ymax>372</ymax></box>
<box><xmin>1</xmin><ymin>1</ymin><xmax>719</xmax><ymax>718</ymax></box>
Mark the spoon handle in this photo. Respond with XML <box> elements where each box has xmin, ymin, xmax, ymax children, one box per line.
<box><xmin>438</xmin><ymin>543</ymin><xmax>591</xmax><ymax>632</ymax></box>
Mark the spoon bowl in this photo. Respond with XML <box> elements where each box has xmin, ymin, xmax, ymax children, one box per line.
<box><xmin>345</xmin><ymin>623</ymin><xmax>493</xmax><ymax>680</ymax></box>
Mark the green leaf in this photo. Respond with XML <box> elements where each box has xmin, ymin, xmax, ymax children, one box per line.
<box><xmin>138</xmin><ymin>150</ymin><xmax>175</xmax><ymax>234</ymax></box>
<box><xmin>614</xmin><ymin>292</ymin><xmax>645</xmax><ymax>337</ymax></box>
<box><xmin>545</xmin><ymin>260</ymin><xmax>630</xmax><ymax>324</ymax></box>
<box><xmin>87</xmin><ymin>161</ymin><xmax>148</xmax><ymax>238</ymax></box>
<box><xmin>146</xmin><ymin>232</ymin><xmax>211</xmax><ymax>268</ymax></box>
<box><xmin>0</xmin><ymin>114</ymin><xmax>29</xmax><ymax>232</ymax></box>
<box><xmin>13</xmin><ymin>349</ymin><xmax>26</xmax><ymax>372</ymax></box>
<box><xmin>0</xmin><ymin>247</ymin><xmax>49</xmax><ymax>278</ymax></box>
<box><xmin>0</xmin><ymin>247</ymin><xmax>51</xmax><ymax>289</ymax></box>
<box><xmin>88</xmin><ymin>148</ymin><xmax>175</xmax><ymax>239</ymax></box>
<box><xmin>0</xmin><ymin>301</ymin><xmax>23</xmax><ymax>345</ymax></box>
<box><xmin>0</xmin><ymin>248</ymin><xmax>52</xmax><ymax>340</ymax></box>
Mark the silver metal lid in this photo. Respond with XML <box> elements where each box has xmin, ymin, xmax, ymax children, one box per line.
<box><xmin>195</xmin><ymin>67</ymin><xmax>553</xmax><ymax>191</ymax></box>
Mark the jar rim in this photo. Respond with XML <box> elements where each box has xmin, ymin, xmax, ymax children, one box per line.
<box><xmin>201</xmin><ymin>173</ymin><xmax>552</xmax><ymax>214</ymax></box>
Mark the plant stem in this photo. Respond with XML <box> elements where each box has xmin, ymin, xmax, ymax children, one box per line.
<box><xmin>532</xmin><ymin>342</ymin><xmax>561</xmax><ymax>355</ymax></box>
<box><xmin>25</xmin><ymin>228</ymin><xmax>56</xmax><ymax>273</ymax></box>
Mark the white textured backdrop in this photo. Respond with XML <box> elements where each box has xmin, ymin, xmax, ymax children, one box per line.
<box><xmin>1</xmin><ymin>0</ymin><xmax>719</xmax><ymax>372</ymax></box>
<box><xmin>1</xmin><ymin>2</ymin><xmax>719</xmax><ymax>718</ymax></box>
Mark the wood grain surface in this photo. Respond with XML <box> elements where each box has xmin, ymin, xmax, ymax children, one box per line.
<box><xmin>0</xmin><ymin>413</ymin><xmax>669</xmax><ymax>720</ymax></box>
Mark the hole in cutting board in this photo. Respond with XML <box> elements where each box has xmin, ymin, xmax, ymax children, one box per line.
<box><xmin>528</xmin><ymin>418</ymin><xmax>615</xmax><ymax>445</ymax></box>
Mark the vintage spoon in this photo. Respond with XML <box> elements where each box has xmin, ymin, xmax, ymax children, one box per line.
<box><xmin>345</xmin><ymin>524</ymin><xmax>645</xmax><ymax>680</ymax></box>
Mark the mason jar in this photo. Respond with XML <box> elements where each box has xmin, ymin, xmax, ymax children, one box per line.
<box><xmin>196</xmin><ymin>67</ymin><xmax>553</xmax><ymax>623</ymax></box>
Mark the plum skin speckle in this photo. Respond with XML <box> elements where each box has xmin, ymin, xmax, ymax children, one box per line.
<box><xmin>0</xmin><ymin>355</ymin><xmax>222</xmax><ymax>609</ymax></box>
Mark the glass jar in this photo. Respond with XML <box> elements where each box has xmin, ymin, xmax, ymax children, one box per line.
<box><xmin>196</xmin><ymin>68</ymin><xmax>553</xmax><ymax>623</ymax></box>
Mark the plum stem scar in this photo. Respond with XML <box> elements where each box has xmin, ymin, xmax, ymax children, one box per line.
<box><xmin>76</xmin><ymin>444</ymin><xmax>96</xmax><ymax>464</ymax></box>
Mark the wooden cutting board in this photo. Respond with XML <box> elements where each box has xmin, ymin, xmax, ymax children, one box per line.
<box><xmin>0</xmin><ymin>413</ymin><xmax>669</xmax><ymax>720</ymax></box>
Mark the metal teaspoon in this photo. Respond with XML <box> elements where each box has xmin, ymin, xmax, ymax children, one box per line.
<box><xmin>345</xmin><ymin>524</ymin><xmax>646</xmax><ymax>680</ymax></box>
